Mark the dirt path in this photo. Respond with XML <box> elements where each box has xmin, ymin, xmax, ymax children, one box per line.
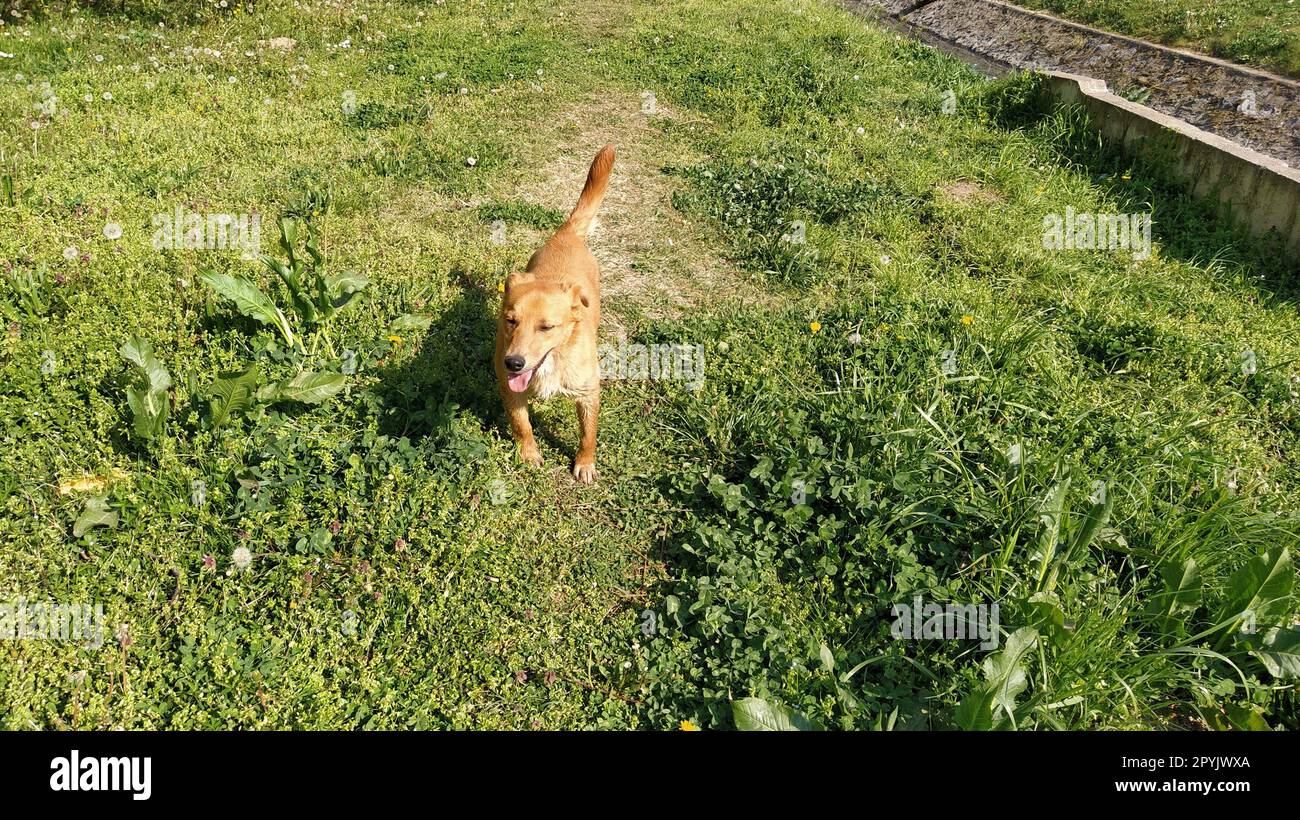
<box><xmin>502</xmin><ymin>91</ymin><xmax>771</xmax><ymax>333</ymax></box>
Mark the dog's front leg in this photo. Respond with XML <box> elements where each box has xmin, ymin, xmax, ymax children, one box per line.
<box><xmin>572</xmin><ymin>391</ymin><xmax>599</xmax><ymax>484</ymax></box>
<box><xmin>502</xmin><ymin>386</ymin><xmax>542</xmax><ymax>466</ymax></box>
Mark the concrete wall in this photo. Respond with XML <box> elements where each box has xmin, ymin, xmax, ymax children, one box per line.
<box><xmin>1045</xmin><ymin>72</ymin><xmax>1300</xmax><ymax>255</ymax></box>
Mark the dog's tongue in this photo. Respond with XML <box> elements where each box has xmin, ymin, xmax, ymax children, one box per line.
<box><xmin>508</xmin><ymin>368</ymin><xmax>534</xmax><ymax>393</ymax></box>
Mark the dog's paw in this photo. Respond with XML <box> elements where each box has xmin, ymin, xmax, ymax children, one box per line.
<box><xmin>519</xmin><ymin>447</ymin><xmax>543</xmax><ymax>467</ymax></box>
<box><xmin>572</xmin><ymin>462</ymin><xmax>597</xmax><ymax>484</ymax></box>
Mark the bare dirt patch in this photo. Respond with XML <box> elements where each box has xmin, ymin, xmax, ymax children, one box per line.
<box><xmin>937</xmin><ymin>180</ymin><xmax>1003</xmax><ymax>203</ymax></box>
<box><xmin>499</xmin><ymin>91</ymin><xmax>770</xmax><ymax>331</ymax></box>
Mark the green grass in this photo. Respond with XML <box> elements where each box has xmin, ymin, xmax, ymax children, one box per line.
<box><xmin>1</xmin><ymin>0</ymin><xmax>1298</xmax><ymax>730</ymax></box>
<box><xmin>1022</xmin><ymin>0</ymin><xmax>1300</xmax><ymax>77</ymax></box>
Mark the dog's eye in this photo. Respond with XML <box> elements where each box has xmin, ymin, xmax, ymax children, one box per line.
<box><xmin>540</xmin><ymin>324</ymin><xmax>555</xmax><ymax>331</ymax></box>
<box><xmin>505</xmin><ymin>317</ymin><xmax>518</xmax><ymax>326</ymax></box>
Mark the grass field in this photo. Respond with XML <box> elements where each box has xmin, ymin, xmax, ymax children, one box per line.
<box><xmin>1</xmin><ymin>0</ymin><xmax>1298</xmax><ymax>730</ymax></box>
<box><xmin>1022</xmin><ymin>0</ymin><xmax>1300</xmax><ymax>77</ymax></box>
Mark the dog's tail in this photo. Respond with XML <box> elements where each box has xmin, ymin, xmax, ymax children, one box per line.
<box><xmin>564</xmin><ymin>144</ymin><xmax>615</xmax><ymax>238</ymax></box>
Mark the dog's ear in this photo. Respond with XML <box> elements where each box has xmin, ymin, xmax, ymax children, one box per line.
<box><xmin>567</xmin><ymin>282</ymin><xmax>590</xmax><ymax>313</ymax></box>
<box><xmin>504</xmin><ymin>272</ymin><xmax>531</xmax><ymax>295</ymax></box>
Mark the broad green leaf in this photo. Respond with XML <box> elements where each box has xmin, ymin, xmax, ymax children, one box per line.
<box><xmin>1067</xmin><ymin>479</ymin><xmax>1114</xmax><ymax>556</ymax></box>
<box><xmin>199</xmin><ymin>270</ymin><xmax>280</xmax><ymax>324</ymax></box>
<box><xmin>954</xmin><ymin>686</ymin><xmax>997</xmax><ymax>730</ymax></box>
<box><xmin>1002</xmin><ymin>442</ymin><xmax>1026</xmax><ymax>472</ymax></box>
<box><xmin>261</xmin><ymin>255</ymin><xmax>299</xmax><ymax>292</ymax></box>
<box><xmin>120</xmin><ymin>338</ymin><xmax>170</xmax><ymax>440</ymax></box>
<box><xmin>1034</xmin><ymin>479</ymin><xmax>1069</xmax><ymax>589</ymax></box>
<box><xmin>1038</xmin><ymin>479</ymin><xmax>1069</xmax><ymax>546</ymax></box>
<box><xmin>982</xmin><ymin>627</ymin><xmax>1038</xmax><ymax>726</ymax></box>
<box><xmin>1215</xmin><ymin>547</ymin><xmax>1293</xmax><ymax>645</ymax></box>
<box><xmin>273</xmin><ymin>370</ymin><xmax>346</xmax><ymax>404</ymax></box>
<box><xmin>389</xmin><ymin>313</ymin><xmax>432</xmax><ymax>333</ymax></box>
<box><xmin>1026</xmin><ymin>591</ymin><xmax>1066</xmax><ymax>644</ymax></box>
<box><xmin>207</xmin><ymin>366</ymin><xmax>260</xmax><ymax>429</ymax></box>
<box><xmin>325</xmin><ymin>272</ymin><xmax>369</xmax><ymax>311</ymax></box>
<box><xmin>199</xmin><ymin>269</ymin><xmax>296</xmax><ymax>348</ymax></box>
<box><xmin>1248</xmin><ymin>627</ymin><xmax>1300</xmax><ymax>679</ymax></box>
<box><xmin>303</xmin><ymin>226</ymin><xmax>324</xmax><ymax>267</ymax></box>
<box><xmin>1222</xmin><ymin>702</ymin><xmax>1270</xmax><ymax>732</ymax></box>
<box><xmin>125</xmin><ymin>386</ymin><xmax>168</xmax><ymax>439</ymax></box>
<box><xmin>732</xmin><ymin>697</ymin><xmax>817</xmax><ymax>731</ymax></box>
<box><xmin>1148</xmin><ymin>557</ymin><xmax>1202</xmax><ymax>635</ymax></box>
<box><xmin>665</xmin><ymin>594</ymin><xmax>681</xmax><ymax>626</ymax></box>
<box><xmin>329</xmin><ymin>272</ymin><xmax>370</xmax><ymax>297</ymax></box>
<box><xmin>1159</xmin><ymin>557</ymin><xmax>1202</xmax><ymax>614</ymax></box>
<box><xmin>73</xmin><ymin>496</ymin><xmax>118</xmax><ymax>537</ymax></box>
<box><xmin>277</xmin><ymin>215</ymin><xmax>299</xmax><ymax>261</ymax></box>
<box><xmin>119</xmin><ymin>335</ymin><xmax>172</xmax><ymax>393</ymax></box>
<box><xmin>293</xmin><ymin>289</ymin><xmax>319</xmax><ymax>325</ymax></box>
<box><xmin>1095</xmin><ymin>526</ymin><xmax>1128</xmax><ymax>552</ymax></box>
<box><xmin>819</xmin><ymin>643</ymin><xmax>835</xmax><ymax>673</ymax></box>
<box><xmin>873</xmin><ymin>705</ymin><xmax>900</xmax><ymax>732</ymax></box>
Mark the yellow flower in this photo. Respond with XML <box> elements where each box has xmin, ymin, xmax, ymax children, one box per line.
<box><xmin>387</xmin><ymin>334</ymin><xmax>404</xmax><ymax>345</ymax></box>
<box><xmin>498</xmin><ymin>281</ymin><xmax>505</xmax><ymax>293</ymax></box>
<box><xmin>809</xmin><ymin>322</ymin><xmax>822</xmax><ymax>333</ymax></box>
<box><xmin>961</xmin><ymin>314</ymin><xmax>973</xmax><ymax>326</ymax></box>
<box><xmin>679</xmin><ymin>720</ymin><xmax>699</xmax><ymax>731</ymax></box>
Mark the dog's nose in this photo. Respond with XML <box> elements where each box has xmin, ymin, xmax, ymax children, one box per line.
<box><xmin>503</xmin><ymin>355</ymin><xmax>526</xmax><ymax>373</ymax></box>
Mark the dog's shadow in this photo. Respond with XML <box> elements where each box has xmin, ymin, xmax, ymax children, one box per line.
<box><xmin>374</xmin><ymin>271</ymin><xmax>499</xmax><ymax>441</ymax></box>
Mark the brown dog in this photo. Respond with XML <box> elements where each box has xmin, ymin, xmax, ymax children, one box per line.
<box><xmin>495</xmin><ymin>145</ymin><xmax>614</xmax><ymax>484</ymax></box>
